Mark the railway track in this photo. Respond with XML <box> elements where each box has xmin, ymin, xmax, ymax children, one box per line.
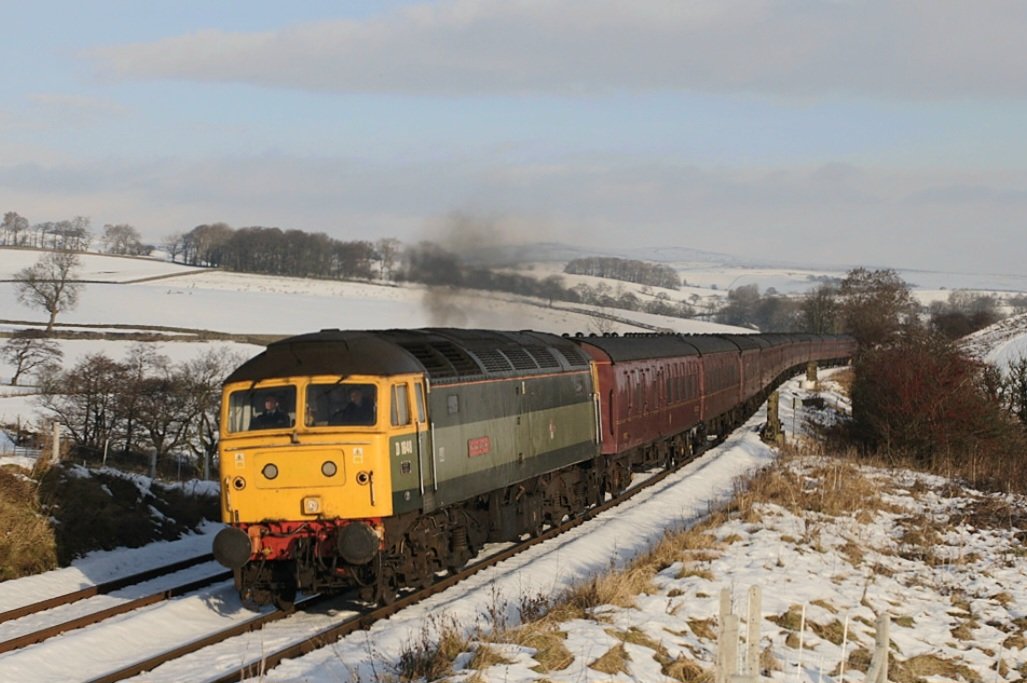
<box><xmin>79</xmin><ymin>439</ymin><xmax>723</xmax><ymax>683</ymax></box>
<box><xmin>0</xmin><ymin>554</ymin><xmax>217</xmax><ymax>626</ymax></box>
<box><xmin>0</xmin><ymin>568</ymin><xmax>231</xmax><ymax>655</ymax></box>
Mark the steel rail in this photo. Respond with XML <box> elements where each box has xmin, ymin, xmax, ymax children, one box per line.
<box><xmin>0</xmin><ymin>554</ymin><xmax>217</xmax><ymax>625</ymax></box>
<box><xmin>82</xmin><ymin>431</ymin><xmax>745</xmax><ymax>681</ymax></box>
<box><xmin>84</xmin><ymin>594</ymin><xmax>328</xmax><ymax>683</ymax></box>
<box><xmin>0</xmin><ymin>570</ymin><xmax>231</xmax><ymax>654</ymax></box>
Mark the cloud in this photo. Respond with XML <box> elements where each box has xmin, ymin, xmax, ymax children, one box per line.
<box><xmin>1</xmin><ymin>153</ymin><xmax>1025</xmax><ymax>275</ymax></box>
<box><xmin>85</xmin><ymin>0</ymin><xmax>1027</xmax><ymax>100</ymax></box>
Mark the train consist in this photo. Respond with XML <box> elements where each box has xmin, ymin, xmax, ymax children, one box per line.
<box><xmin>212</xmin><ymin>328</ymin><xmax>856</xmax><ymax>608</ymax></box>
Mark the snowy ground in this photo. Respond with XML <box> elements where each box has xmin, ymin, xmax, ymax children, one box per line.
<box><xmin>4</xmin><ymin>373</ymin><xmax>1018</xmax><ymax>683</ymax></box>
<box><xmin>0</xmin><ymin>396</ymin><xmax>784</xmax><ymax>683</ymax></box>
<box><xmin>0</xmin><ymin>249</ymin><xmax>745</xmax><ymax>429</ymax></box>
<box><xmin>962</xmin><ymin>312</ymin><xmax>1027</xmax><ymax>373</ymax></box>
<box><xmin>4</xmin><ymin>248</ymin><xmax>1027</xmax><ymax>682</ymax></box>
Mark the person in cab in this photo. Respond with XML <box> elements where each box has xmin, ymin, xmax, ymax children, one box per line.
<box><xmin>250</xmin><ymin>395</ymin><xmax>291</xmax><ymax>430</ymax></box>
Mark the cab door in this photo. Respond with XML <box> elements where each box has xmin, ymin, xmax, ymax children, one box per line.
<box><xmin>414</xmin><ymin>381</ymin><xmax>436</xmax><ymax>510</ymax></box>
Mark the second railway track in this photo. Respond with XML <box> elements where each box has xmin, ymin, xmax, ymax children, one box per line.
<box><xmin>84</xmin><ymin>435</ymin><xmax>726</xmax><ymax>683</ymax></box>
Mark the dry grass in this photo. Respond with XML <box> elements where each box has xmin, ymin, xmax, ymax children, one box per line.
<box><xmin>589</xmin><ymin>643</ymin><xmax>630</xmax><ymax>675</ymax></box>
<box><xmin>550</xmin><ymin>571</ymin><xmax>649</xmax><ymax>618</ymax></box>
<box><xmin>1005</xmin><ymin>631</ymin><xmax>1027</xmax><ymax>650</ymax></box>
<box><xmin>950</xmin><ymin>616</ymin><xmax>979</xmax><ymax>641</ymax></box>
<box><xmin>891</xmin><ymin>653</ymin><xmax>982</xmax><ymax>683</ymax></box>
<box><xmin>956</xmin><ymin>493</ymin><xmax>1027</xmax><ymax>531</ymax></box>
<box><xmin>687</xmin><ymin>618</ymin><xmax>716</xmax><ymax>640</ymax></box>
<box><xmin>768</xmin><ymin>604</ymin><xmax>805</xmax><ymax>632</ymax></box>
<box><xmin>605</xmin><ymin>625</ymin><xmax>713</xmax><ymax>682</ymax></box>
<box><xmin>0</xmin><ymin>467</ymin><xmax>57</xmax><ymax>579</ymax></box>
<box><xmin>837</xmin><ymin>540</ymin><xmax>866</xmax><ymax>567</ymax></box>
<box><xmin>547</xmin><ymin>526</ymin><xmax>724</xmax><ymax>620</ymax></box>
<box><xmin>467</xmin><ymin>644</ymin><xmax>514</xmax><ymax>670</ymax></box>
<box><xmin>845</xmin><ymin>647</ymin><xmax>873</xmax><ymax>674</ymax></box>
<box><xmin>395</xmin><ymin>615</ymin><xmax>470</xmax><ymax>682</ymax></box>
<box><xmin>808</xmin><ymin>618</ymin><xmax>845</xmax><ymax>646</ymax></box>
<box><xmin>489</xmin><ymin>621</ymin><xmax>574</xmax><ymax>673</ymax></box>
<box><xmin>662</xmin><ymin>655</ymin><xmax>711</xmax><ymax>682</ymax></box>
<box><xmin>829</xmin><ymin>367</ymin><xmax>854</xmax><ymax>396</ymax></box>
<box><xmin>895</xmin><ymin>513</ymin><xmax>946</xmax><ymax>564</ymax></box>
<box><xmin>769</xmin><ymin>605</ymin><xmax>845</xmax><ymax>648</ymax></box>
<box><xmin>729</xmin><ymin>454</ymin><xmax>900</xmax><ymax>526</ymax></box>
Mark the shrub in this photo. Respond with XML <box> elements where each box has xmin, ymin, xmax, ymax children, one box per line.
<box><xmin>850</xmin><ymin>331</ymin><xmax>1027</xmax><ymax>491</ymax></box>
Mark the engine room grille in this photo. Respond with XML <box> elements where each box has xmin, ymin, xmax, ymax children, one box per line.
<box><xmin>502</xmin><ymin>346</ymin><xmax>539</xmax><ymax>370</ymax></box>
<box><xmin>431</xmin><ymin>341</ymin><xmax>482</xmax><ymax>375</ymax></box>
<box><xmin>552</xmin><ymin>347</ymin><xmax>590</xmax><ymax>368</ymax></box>
<box><xmin>525</xmin><ymin>346</ymin><xmax>560</xmax><ymax>369</ymax></box>
<box><xmin>471</xmin><ymin>348</ymin><xmax>514</xmax><ymax>373</ymax></box>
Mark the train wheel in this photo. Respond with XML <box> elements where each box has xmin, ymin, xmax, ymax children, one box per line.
<box><xmin>377</xmin><ymin>572</ymin><xmax>399</xmax><ymax>606</ymax></box>
<box><xmin>272</xmin><ymin>579</ymin><xmax>297</xmax><ymax>613</ymax></box>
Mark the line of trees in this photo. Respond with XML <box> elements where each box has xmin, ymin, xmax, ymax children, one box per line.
<box><xmin>717</xmin><ymin>267</ymin><xmax>1004</xmax><ymax>344</ymax></box>
<box><xmin>164</xmin><ymin>223</ymin><xmax>385</xmax><ymax>280</ymax></box>
<box><xmin>564</xmin><ymin>256</ymin><xmax>681</xmax><ymax>290</ymax></box>
<box><xmin>3</xmin><ymin>211</ymin><xmax>153</xmax><ymax>256</ymax></box>
<box><xmin>35</xmin><ymin>346</ymin><xmax>240</xmax><ymax>479</ymax></box>
<box><xmin>1</xmin><ymin>213</ymin><xmax>92</xmax><ymax>251</ymax></box>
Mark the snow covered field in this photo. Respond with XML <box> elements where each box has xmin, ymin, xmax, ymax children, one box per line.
<box><xmin>3</xmin><ymin>248</ymin><xmax>1027</xmax><ymax>682</ymax></box>
<box><xmin>2</xmin><ymin>374</ymin><xmax>1024</xmax><ymax>682</ymax></box>
<box><xmin>0</xmin><ymin>249</ymin><xmax>745</xmax><ymax>429</ymax></box>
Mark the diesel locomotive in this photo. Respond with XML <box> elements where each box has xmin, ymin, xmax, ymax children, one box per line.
<box><xmin>212</xmin><ymin>328</ymin><xmax>855</xmax><ymax>608</ymax></box>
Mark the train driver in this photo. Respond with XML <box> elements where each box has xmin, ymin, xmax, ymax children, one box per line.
<box><xmin>329</xmin><ymin>388</ymin><xmax>375</xmax><ymax>425</ymax></box>
<box><xmin>250</xmin><ymin>395</ymin><xmax>291</xmax><ymax>430</ymax></box>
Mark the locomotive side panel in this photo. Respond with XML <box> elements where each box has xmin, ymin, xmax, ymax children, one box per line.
<box><xmin>426</xmin><ymin>371</ymin><xmax>597</xmax><ymax>509</ymax></box>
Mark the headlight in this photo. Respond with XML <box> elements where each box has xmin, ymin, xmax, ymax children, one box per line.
<box><xmin>261</xmin><ymin>463</ymin><xmax>279</xmax><ymax>480</ymax></box>
<box><xmin>302</xmin><ymin>496</ymin><xmax>322</xmax><ymax>515</ymax></box>
<box><xmin>321</xmin><ymin>461</ymin><xmax>338</xmax><ymax>477</ymax></box>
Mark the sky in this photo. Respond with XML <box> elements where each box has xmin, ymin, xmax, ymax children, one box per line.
<box><xmin>1</xmin><ymin>1</ymin><xmax>1025</xmax><ymax>275</ymax></box>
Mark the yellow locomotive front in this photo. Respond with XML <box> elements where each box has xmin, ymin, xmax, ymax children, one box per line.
<box><xmin>211</xmin><ymin>331</ymin><xmax>429</xmax><ymax>609</ymax></box>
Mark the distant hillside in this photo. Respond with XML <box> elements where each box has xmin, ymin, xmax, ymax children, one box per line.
<box><xmin>462</xmin><ymin>242</ymin><xmax>743</xmax><ymax>268</ymax></box>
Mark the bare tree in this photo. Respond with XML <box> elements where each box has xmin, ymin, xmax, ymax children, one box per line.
<box><xmin>374</xmin><ymin>237</ymin><xmax>401</xmax><ymax>280</ymax></box>
<box><xmin>181</xmin><ymin>347</ymin><xmax>241</xmax><ymax>478</ymax></box>
<box><xmin>133</xmin><ymin>355</ymin><xmax>193</xmax><ymax>478</ymax></box>
<box><xmin>1</xmin><ymin>332</ymin><xmax>62</xmax><ymax>385</ymax></box>
<box><xmin>101</xmin><ymin>223</ymin><xmax>145</xmax><ymax>255</ymax></box>
<box><xmin>837</xmin><ymin>267</ymin><xmax>918</xmax><ymax>348</ymax></box>
<box><xmin>801</xmin><ymin>284</ymin><xmax>840</xmax><ymax>334</ymax></box>
<box><xmin>2</xmin><ymin>211</ymin><xmax>30</xmax><ymax>246</ymax></box>
<box><xmin>14</xmin><ymin>250</ymin><xmax>84</xmax><ymax>334</ymax></box>
<box><xmin>36</xmin><ymin>353</ymin><xmax>124</xmax><ymax>451</ymax></box>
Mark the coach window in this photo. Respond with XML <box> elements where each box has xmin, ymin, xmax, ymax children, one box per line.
<box><xmin>391</xmin><ymin>384</ymin><xmax>411</xmax><ymax>426</ymax></box>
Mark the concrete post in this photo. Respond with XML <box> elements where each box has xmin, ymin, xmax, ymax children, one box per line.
<box><xmin>763</xmin><ymin>391</ymin><xmax>782</xmax><ymax>445</ymax></box>
<box><xmin>745</xmin><ymin>585</ymin><xmax>761</xmax><ymax>675</ymax></box>
<box><xmin>866</xmin><ymin>613</ymin><xmax>890</xmax><ymax>683</ymax></box>
<box><xmin>806</xmin><ymin>361</ymin><xmax>818</xmax><ymax>382</ymax></box>
<box><xmin>50</xmin><ymin>421</ymin><xmax>61</xmax><ymax>465</ymax></box>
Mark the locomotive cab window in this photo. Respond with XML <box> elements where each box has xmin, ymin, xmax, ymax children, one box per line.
<box><xmin>391</xmin><ymin>383</ymin><xmax>411</xmax><ymax>426</ymax></box>
<box><xmin>305</xmin><ymin>383</ymin><xmax>377</xmax><ymax>427</ymax></box>
<box><xmin>229</xmin><ymin>387</ymin><xmax>297</xmax><ymax>432</ymax></box>
<box><xmin>414</xmin><ymin>383</ymin><xmax>426</xmax><ymax>423</ymax></box>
